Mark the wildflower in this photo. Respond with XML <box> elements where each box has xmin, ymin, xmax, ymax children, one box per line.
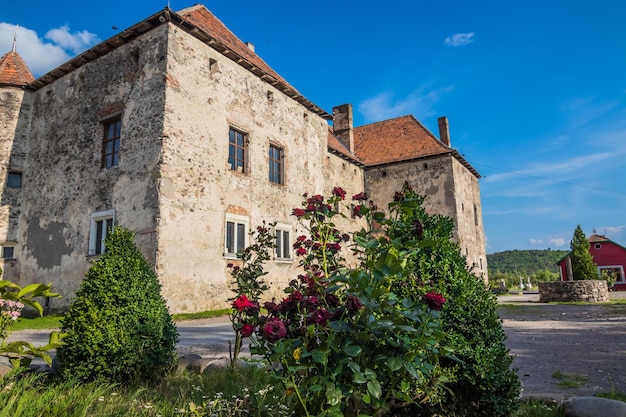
<box><xmin>293</xmin><ymin>347</ymin><xmax>302</xmax><ymax>360</ymax></box>
<box><xmin>423</xmin><ymin>292</ymin><xmax>446</xmax><ymax>311</ymax></box>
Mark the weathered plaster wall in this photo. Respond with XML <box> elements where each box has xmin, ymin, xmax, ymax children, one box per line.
<box><xmin>9</xmin><ymin>26</ymin><xmax>169</xmax><ymax>309</ymax></box>
<box><xmin>157</xmin><ymin>27</ymin><xmax>365</xmax><ymax>313</ymax></box>
<box><xmin>451</xmin><ymin>157</ymin><xmax>487</xmax><ymax>278</ymax></box>
<box><xmin>364</xmin><ymin>154</ymin><xmax>487</xmax><ymax>278</ymax></box>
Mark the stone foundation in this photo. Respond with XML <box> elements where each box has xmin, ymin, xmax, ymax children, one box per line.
<box><xmin>538</xmin><ymin>280</ymin><xmax>609</xmax><ymax>303</ymax></box>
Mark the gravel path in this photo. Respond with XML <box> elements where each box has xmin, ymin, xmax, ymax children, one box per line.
<box><xmin>499</xmin><ymin>293</ymin><xmax>626</xmax><ymax>400</ymax></box>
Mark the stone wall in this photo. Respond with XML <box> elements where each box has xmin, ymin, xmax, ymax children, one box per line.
<box><xmin>539</xmin><ymin>280</ymin><xmax>609</xmax><ymax>303</ymax></box>
<box><xmin>364</xmin><ymin>154</ymin><xmax>487</xmax><ymax>279</ymax></box>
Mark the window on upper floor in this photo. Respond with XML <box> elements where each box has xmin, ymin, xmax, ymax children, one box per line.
<box><xmin>228</xmin><ymin>127</ymin><xmax>248</xmax><ymax>173</ymax></box>
<box><xmin>6</xmin><ymin>172</ymin><xmax>22</xmax><ymax>188</ymax></box>
<box><xmin>102</xmin><ymin>117</ymin><xmax>122</xmax><ymax>168</ymax></box>
<box><xmin>269</xmin><ymin>144</ymin><xmax>284</xmax><ymax>185</ymax></box>
<box><xmin>89</xmin><ymin>209</ymin><xmax>115</xmax><ymax>256</ymax></box>
<box><xmin>225</xmin><ymin>213</ymin><xmax>249</xmax><ymax>258</ymax></box>
<box><xmin>1</xmin><ymin>244</ymin><xmax>15</xmax><ymax>259</ymax></box>
<box><xmin>274</xmin><ymin>223</ymin><xmax>292</xmax><ymax>262</ymax></box>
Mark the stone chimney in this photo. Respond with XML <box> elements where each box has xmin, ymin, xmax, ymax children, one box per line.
<box><xmin>437</xmin><ymin>116</ymin><xmax>450</xmax><ymax>147</ymax></box>
<box><xmin>245</xmin><ymin>42</ymin><xmax>255</xmax><ymax>52</ymax></box>
<box><xmin>332</xmin><ymin>104</ymin><xmax>354</xmax><ymax>154</ymax></box>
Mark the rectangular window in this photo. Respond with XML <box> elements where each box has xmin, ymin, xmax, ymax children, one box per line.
<box><xmin>274</xmin><ymin>223</ymin><xmax>292</xmax><ymax>261</ymax></box>
<box><xmin>102</xmin><ymin>117</ymin><xmax>122</xmax><ymax>168</ymax></box>
<box><xmin>89</xmin><ymin>209</ymin><xmax>115</xmax><ymax>255</ymax></box>
<box><xmin>599</xmin><ymin>266</ymin><xmax>625</xmax><ymax>282</ymax></box>
<box><xmin>6</xmin><ymin>172</ymin><xmax>22</xmax><ymax>188</ymax></box>
<box><xmin>225</xmin><ymin>214</ymin><xmax>249</xmax><ymax>258</ymax></box>
<box><xmin>228</xmin><ymin>127</ymin><xmax>247</xmax><ymax>173</ymax></box>
<box><xmin>269</xmin><ymin>144</ymin><xmax>284</xmax><ymax>185</ymax></box>
<box><xmin>1</xmin><ymin>245</ymin><xmax>15</xmax><ymax>259</ymax></box>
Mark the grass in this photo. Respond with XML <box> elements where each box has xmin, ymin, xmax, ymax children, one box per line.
<box><xmin>551</xmin><ymin>371</ymin><xmax>589</xmax><ymax>388</ymax></box>
<box><xmin>9</xmin><ymin>310</ymin><xmax>230</xmax><ymax>332</ymax></box>
<box><xmin>513</xmin><ymin>400</ymin><xmax>564</xmax><ymax>417</ymax></box>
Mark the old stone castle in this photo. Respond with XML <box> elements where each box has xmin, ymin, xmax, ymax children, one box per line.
<box><xmin>0</xmin><ymin>5</ymin><xmax>486</xmax><ymax>313</ymax></box>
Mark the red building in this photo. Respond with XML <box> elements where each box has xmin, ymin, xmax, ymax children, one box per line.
<box><xmin>558</xmin><ymin>234</ymin><xmax>626</xmax><ymax>291</ymax></box>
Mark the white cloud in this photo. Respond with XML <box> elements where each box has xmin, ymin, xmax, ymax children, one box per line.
<box><xmin>599</xmin><ymin>225</ymin><xmax>625</xmax><ymax>242</ymax></box>
<box><xmin>444</xmin><ymin>33</ymin><xmax>475</xmax><ymax>47</ymax></box>
<box><xmin>45</xmin><ymin>25</ymin><xmax>99</xmax><ymax>54</ymax></box>
<box><xmin>549</xmin><ymin>238</ymin><xmax>566</xmax><ymax>247</ymax></box>
<box><xmin>0</xmin><ymin>23</ymin><xmax>99</xmax><ymax>77</ymax></box>
<box><xmin>529</xmin><ymin>239</ymin><xmax>543</xmax><ymax>245</ymax></box>
<box><xmin>358</xmin><ymin>85</ymin><xmax>453</xmax><ymax>123</ymax></box>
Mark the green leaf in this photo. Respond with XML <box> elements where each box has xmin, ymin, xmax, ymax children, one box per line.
<box><xmin>367</xmin><ymin>379</ymin><xmax>382</xmax><ymax>400</ymax></box>
<box><xmin>386</xmin><ymin>356</ymin><xmax>403</xmax><ymax>371</ymax></box>
<box><xmin>344</xmin><ymin>345</ymin><xmax>362</xmax><ymax>357</ymax></box>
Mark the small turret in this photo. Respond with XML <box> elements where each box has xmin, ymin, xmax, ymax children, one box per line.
<box><xmin>0</xmin><ymin>50</ymin><xmax>34</xmax><ymax>87</ymax></box>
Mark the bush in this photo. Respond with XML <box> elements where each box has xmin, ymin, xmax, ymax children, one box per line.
<box><xmin>386</xmin><ymin>183</ymin><xmax>520</xmax><ymax>417</ymax></box>
<box><xmin>57</xmin><ymin>227</ymin><xmax>178</xmax><ymax>382</ymax></box>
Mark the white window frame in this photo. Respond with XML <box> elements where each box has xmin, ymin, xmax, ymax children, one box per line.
<box><xmin>274</xmin><ymin>223</ymin><xmax>293</xmax><ymax>263</ymax></box>
<box><xmin>598</xmin><ymin>265</ymin><xmax>625</xmax><ymax>282</ymax></box>
<box><xmin>89</xmin><ymin>209</ymin><xmax>115</xmax><ymax>256</ymax></box>
<box><xmin>224</xmin><ymin>213</ymin><xmax>249</xmax><ymax>259</ymax></box>
<box><xmin>1</xmin><ymin>244</ymin><xmax>16</xmax><ymax>259</ymax></box>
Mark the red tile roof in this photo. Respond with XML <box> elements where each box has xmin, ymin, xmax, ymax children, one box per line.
<box><xmin>0</xmin><ymin>51</ymin><xmax>34</xmax><ymax>87</ymax></box>
<box><xmin>352</xmin><ymin>115</ymin><xmax>480</xmax><ymax>176</ymax></box>
<box><xmin>354</xmin><ymin>115</ymin><xmax>450</xmax><ymax>165</ymax></box>
<box><xmin>589</xmin><ymin>234</ymin><xmax>609</xmax><ymax>243</ymax></box>
<box><xmin>327</xmin><ymin>127</ymin><xmax>362</xmax><ymax>165</ymax></box>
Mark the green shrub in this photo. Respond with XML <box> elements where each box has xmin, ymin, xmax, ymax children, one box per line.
<box><xmin>386</xmin><ymin>183</ymin><xmax>520</xmax><ymax>417</ymax></box>
<box><xmin>57</xmin><ymin>227</ymin><xmax>178</xmax><ymax>382</ymax></box>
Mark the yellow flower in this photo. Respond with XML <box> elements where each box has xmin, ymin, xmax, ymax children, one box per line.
<box><xmin>293</xmin><ymin>347</ymin><xmax>302</xmax><ymax>361</ymax></box>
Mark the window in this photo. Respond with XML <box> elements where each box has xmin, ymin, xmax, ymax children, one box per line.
<box><xmin>89</xmin><ymin>209</ymin><xmax>115</xmax><ymax>255</ymax></box>
<box><xmin>269</xmin><ymin>144</ymin><xmax>284</xmax><ymax>184</ymax></box>
<box><xmin>102</xmin><ymin>117</ymin><xmax>121</xmax><ymax>168</ymax></box>
<box><xmin>1</xmin><ymin>245</ymin><xmax>15</xmax><ymax>259</ymax></box>
<box><xmin>228</xmin><ymin>128</ymin><xmax>248</xmax><ymax>173</ymax></box>
<box><xmin>225</xmin><ymin>214</ymin><xmax>249</xmax><ymax>258</ymax></box>
<box><xmin>274</xmin><ymin>223</ymin><xmax>292</xmax><ymax>261</ymax></box>
<box><xmin>599</xmin><ymin>266</ymin><xmax>625</xmax><ymax>282</ymax></box>
<box><xmin>6</xmin><ymin>172</ymin><xmax>22</xmax><ymax>188</ymax></box>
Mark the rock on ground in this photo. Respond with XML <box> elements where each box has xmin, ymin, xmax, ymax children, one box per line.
<box><xmin>562</xmin><ymin>396</ymin><xmax>626</xmax><ymax>417</ymax></box>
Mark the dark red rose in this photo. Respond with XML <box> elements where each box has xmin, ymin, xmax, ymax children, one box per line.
<box><xmin>240</xmin><ymin>323</ymin><xmax>255</xmax><ymax>337</ymax></box>
<box><xmin>393</xmin><ymin>191</ymin><xmax>405</xmax><ymax>201</ymax></box>
<box><xmin>307</xmin><ymin>308</ymin><xmax>330</xmax><ymax>326</ymax></box>
<box><xmin>304</xmin><ymin>295</ymin><xmax>320</xmax><ymax>308</ymax></box>
<box><xmin>226</xmin><ymin>263</ymin><xmax>234</xmax><ymax>268</ymax></box>
<box><xmin>264</xmin><ymin>301</ymin><xmax>280</xmax><ymax>315</ymax></box>
<box><xmin>281</xmin><ymin>291</ymin><xmax>304</xmax><ymax>313</ymax></box>
<box><xmin>327</xmin><ymin>242</ymin><xmax>341</xmax><ymax>252</ymax></box>
<box><xmin>232</xmin><ymin>266</ymin><xmax>240</xmax><ymax>272</ymax></box>
<box><xmin>332</xmin><ymin>186</ymin><xmax>346</xmax><ymax>200</ymax></box>
<box><xmin>341</xmin><ymin>233</ymin><xmax>350</xmax><ymax>242</ymax></box>
<box><xmin>414</xmin><ymin>220</ymin><xmax>424</xmax><ymax>239</ymax></box>
<box><xmin>352</xmin><ymin>205</ymin><xmax>362</xmax><ymax>218</ymax></box>
<box><xmin>296</xmin><ymin>247</ymin><xmax>307</xmax><ymax>256</ymax></box>
<box><xmin>352</xmin><ymin>192</ymin><xmax>368</xmax><ymax>201</ymax></box>
<box><xmin>325</xmin><ymin>293</ymin><xmax>340</xmax><ymax>307</ymax></box>
<box><xmin>423</xmin><ymin>292</ymin><xmax>446</xmax><ymax>311</ymax></box>
<box><xmin>297</xmin><ymin>235</ymin><xmax>307</xmax><ymax>242</ymax></box>
<box><xmin>292</xmin><ymin>208</ymin><xmax>306</xmax><ymax>217</ymax></box>
<box><xmin>263</xmin><ymin>318</ymin><xmax>287</xmax><ymax>342</ymax></box>
<box><xmin>346</xmin><ymin>294</ymin><xmax>363</xmax><ymax>312</ymax></box>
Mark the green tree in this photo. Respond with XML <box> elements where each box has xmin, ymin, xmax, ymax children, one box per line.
<box><xmin>57</xmin><ymin>227</ymin><xmax>178</xmax><ymax>382</ymax></box>
<box><xmin>569</xmin><ymin>225</ymin><xmax>598</xmax><ymax>281</ymax></box>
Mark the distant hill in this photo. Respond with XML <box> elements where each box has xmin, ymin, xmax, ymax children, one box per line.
<box><xmin>487</xmin><ymin>249</ymin><xmax>569</xmax><ymax>274</ymax></box>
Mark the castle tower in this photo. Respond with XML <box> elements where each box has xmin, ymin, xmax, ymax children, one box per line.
<box><xmin>0</xmin><ymin>48</ymin><xmax>34</xmax><ymax>276</ymax></box>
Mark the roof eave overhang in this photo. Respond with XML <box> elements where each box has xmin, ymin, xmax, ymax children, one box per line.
<box><xmin>27</xmin><ymin>7</ymin><xmax>332</xmax><ymax>120</ymax></box>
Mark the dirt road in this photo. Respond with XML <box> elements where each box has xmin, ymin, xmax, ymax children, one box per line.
<box><xmin>499</xmin><ymin>295</ymin><xmax>626</xmax><ymax>399</ymax></box>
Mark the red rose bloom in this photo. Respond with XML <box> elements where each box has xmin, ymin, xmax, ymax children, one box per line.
<box><xmin>423</xmin><ymin>292</ymin><xmax>446</xmax><ymax>311</ymax></box>
<box><xmin>263</xmin><ymin>318</ymin><xmax>287</xmax><ymax>342</ymax></box>
<box><xmin>232</xmin><ymin>294</ymin><xmax>256</xmax><ymax>311</ymax></box>
<box><xmin>292</xmin><ymin>208</ymin><xmax>306</xmax><ymax>218</ymax></box>
<box><xmin>352</xmin><ymin>205</ymin><xmax>362</xmax><ymax>218</ymax></box>
<box><xmin>307</xmin><ymin>308</ymin><xmax>330</xmax><ymax>326</ymax></box>
<box><xmin>332</xmin><ymin>186</ymin><xmax>346</xmax><ymax>200</ymax></box>
<box><xmin>296</xmin><ymin>247</ymin><xmax>307</xmax><ymax>256</ymax></box>
<box><xmin>346</xmin><ymin>294</ymin><xmax>363</xmax><ymax>312</ymax></box>
<box><xmin>352</xmin><ymin>192</ymin><xmax>368</xmax><ymax>201</ymax></box>
<box><xmin>240</xmin><ymin>323</ymin><xmax>255</xmax><ymax>337</ymax></box>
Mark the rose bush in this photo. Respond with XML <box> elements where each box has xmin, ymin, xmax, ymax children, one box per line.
<box><xmin>228</xmin><ymin>188</ymin><xmax>452</xmax><ymax>416</ymax></box>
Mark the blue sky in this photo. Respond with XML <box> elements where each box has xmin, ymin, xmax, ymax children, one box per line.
<box><xmin>2</xmin><ymin>1</ymin><xmax>625</xmax><ymax>254</ymax></box>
